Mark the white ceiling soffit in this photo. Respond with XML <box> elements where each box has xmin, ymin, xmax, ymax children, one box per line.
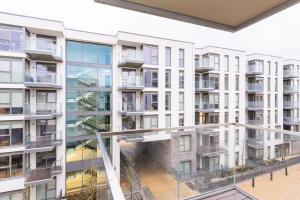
<box><xmin>95</xmin><ymin>0</ymin><xmax>300</xmax><ymax>32</ymax></box>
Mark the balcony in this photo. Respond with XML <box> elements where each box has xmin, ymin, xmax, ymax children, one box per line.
<box><xmin>283</xmin><ymin>134</ymin><xmax>300</xmax><ymax>142</ymax></box>
<box><xmin>25</xmin><ymin>71</ymin><xmax>62</xmax><ymax>89</ymax></box>
<box><xmin>24</xmin><ymin>103</ymin><xmax>62</xmax><ymax>120</ymax></box>
<box><xmin>246</xmin><ymin>83</ymin><xmax>263</xmax><ymax>93</ymax></box>
<box><xmin>118</xmin><ymin>78</ymin><xmax>144</xmax><ymax>91</ymax></box>
<box><xmin>25</xmin><ymin>159</ymin><xmax>62</xmax><ymax>186</ymax></box>
<box><xmin>247</xmin><ymin>119</ymin><xmax>263</xmax><ymax>125</ymax></box>
<box><xmin>195</xmin><ymin>60</ymin><xmax>214</xmax><ymax>72</ymax></box>
<box><xmin>118</xmin><ymin>50</ymin><xmax>144</xmax><ymax>68</ymax></box>
<box><xmin>25</xmin><ymin>37</ymin><xmax>63</xmax><ymax>62</ymax></box>
<box><xmin>196</xmin><ymin>128</ymin><xmax>219</xmax><ymax>136</ymax></box>
<box><xmin>25</xmin><ymin>131</ymin><xmax>62</xmax><ymax>153</ymax></box>
<box><xmin>283</xmin><ymin>117</ymin><xmax>300</xmax><ymax>125</ymax></box>
<box><xmin>195</xmin><ymin>103</ymin><xmax>218</xmax><ymax>112</ymax></box>
<box><xmin>119</xmin><ymin>102</ymin><xmax>144</xmax><ymax>116</ymax></box>
<box><xmin>197</xmin><ymin>143</ymin><xmax>228</xmax><ymax>156</ymax></box>
<box><xmin>246</xmin><ymin>137</ymin><xmax>264</xmax><ymax>149</ymax></box>
<box><xmin>283</xmin><ymin>85</ymin><xmax>299</xmax><ymax>93</ymax></box>
<box><xmin>246</xmin><ymin>63</ymin><xmax>264</xmax><ymax>75</ymax></box>
<box><xmin>195</xmin><ymin>80</ymin><xmax>215</xmax><ymax>92</ymax></box>
<box><xmin>283</xmin><ymin>101</ymin><xmax>299</xmax><ymax>109</ymax></box>
<box><xmin>283</xmin><ymin>69</ymin><xmax>299</xmax><ymax>79</ymax></box>
<box><xmin>246</xmin><ymin>101</ymin><xmax>263</xmax><ymax>110</ymax></box>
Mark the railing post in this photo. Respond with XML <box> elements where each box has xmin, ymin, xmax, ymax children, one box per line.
<box><xmin>252</xmin><ymin>178</ymin><xmax>255</xmax><ymax>188</ymax></box>
<box><xmin>270</xmin><ymin>172</ymin><xmax>273</xmax><ymax>181</ymax></box>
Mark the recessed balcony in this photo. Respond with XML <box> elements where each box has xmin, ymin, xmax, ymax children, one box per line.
<box><xmin>118</xmin><ymin>50</ymin><xmax>144</xmax><ymax>68</ymax></box>
<box><xmin>283</xmin><ymin>69</ymin><xmax>299</xmax><ymax>79</ymax></box>
<box><xmin>118</xmin><ymin>78</ymin><xmax>144</xmax><ymax>91</ymax></box>
<box><xmin>118</xmin><ymin>102</ymin><xmax>144</xmax><ymax>116</ymax></box>
<box><xmin>246</xmin><ymin>101</ymin><xmax>264</xmax><ymax>110</ymax></box>
<box><xmin>197</xmin><ymin>144</ymin><xmax>228</xmax><ymax>156</ymax></box>
<box><xmin>195</xmin><ymin>103</ymin><xmax>218</xmax><ymax>112</ymax></box>
<box><xmin>283</xmin><ymin>85</ymin><xmax>299</xmax><ymax>93</ymax></box>
<box><xmin>246</xmin><ymin>63</ymin><xmax>264</xmax><ymax>75</ymax></box>
<box><xmin>25</xmin><ymin>71</ymin><xmax>62</xmax><ymax>89</ymax></box>
<box><xmin>24</xmin><ymin>103</ymin><xmax>62</xmax><ymax>120</ymax></box>
<box><xmin>25</xmin><ymin>37</ymin><xmax>63</xmax><ymax>62</ymax></box>
<box><xmin>246</xmin><ymin>137</ymin><xmax>264</xmax><ymax>149</ymax></box>
<box><xmin>195</xmin><ymin>60</ymin><xmax>214</xmax><ymax>73</ymax></box>
<box><xmin>283</xmin><ymin>101</ymin><xmax>299</xmax><ymax>109</ymax></box>
<box><xmin>25</xmin><ymin>131</ymin><xmax>62</xmax><ymax>153</ymax></box>
<box><xmin>195</xmin><ymin>80</ymin><xmax>215</xmax><ymax>92</ymax></box>
<box><xmin>283</xmin><ymin>117</ymin><xmax>300</xmax><ymax>125</ymax></box>
<box><xmin>25</xmin><ymin>159</ymin><xmax>62</xmax><ymax>186</ymax></box>
<box><xmin>246</xmin><ymin>83</ymin><xmax>264</xmax><ymax>93</ymax></box>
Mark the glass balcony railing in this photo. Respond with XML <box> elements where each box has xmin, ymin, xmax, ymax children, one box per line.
<box><xmin>195</xmin><ymin>60</ymin><xmax>215</xmax><ymax>71</ymax></box>
<box><xmin>196</xmin><ymin>102</ymin><xmax>218</xmax><ymax>111</ymax></box>
<box><xmin>195</xmin><ymin>80</ymin><xmax>215</xmax><ymax>91</ymax></box>
<box><xmin>283</xmin><ymin>117</ymin><xmax>300</xmax><ymax>124</ymax></box>
<box><xmin>119</xmin><ymin>77</ymin><xmax>143</xmax><ymax>89</ymax></box>
<box><xmin>120</xmin><ymin>102</ymin><xmax>144</xmax><ymax>115</ymax></box>
<box><xmin>95</xmin><ymin>123</ymin><xmax>300</xmax><ymax>200</ymax></box>
<box><xmin>283</xmin><ymin>101</ymin><xmax>298</xmax><ymax>108</ymax></box>
<box><xmin>247</xmin><ymin>119</ymin><xmax>263</xmax><ymax>125</ymax></box>
<box><xmin>25</xmin><ymin>70</ymin><xmax>62</xmax><ymax>87</ymax></box>
<box><xmin>25</xmin><ymin>37</ymin><xmax>62</xmax><ymax>61</ymax></box>
<box><xmin>283</xmin><ymin>85</ymin><xmax>299</xmax><ymax>93</ymax></box>
<box><xmin>25</xmin><ymin>131</ymin><xmax>62</xmax><ymax>152</ymax></box>
<box><xmin>24</xmin><ymin>103</ymin><xmax>62</xmax><ymax>116</ymax></box>
<box><xmin>119</xmin><ymin>50</ymin><xmax>144</xmax><ymax>67</ymax></box>
<box><xmin>247</xmin><ymin>101</ymin><xmax>264</xmax><ymax>109</ymax></box>
<box><xmin>283</xmin><ymin>69</ymin><xmax>299</xmax><ymax>78</ymax></box>
<box><xmin>247</xmin><ymin>83</ymin><xmax>263</xmax><ymax>92</ymax></box>
<box><xmin>247</xmin><ymin>63</ymin><xmax>263</xmax><ymax>74</ymax></box>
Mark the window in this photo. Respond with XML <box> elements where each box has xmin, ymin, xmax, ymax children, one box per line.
<box><xmin>275</xmin><ymin>62</ymin><xmax>278</xmax><ymax>76</ymax></box>
<box><xmin>165</xmin><ymin>92</ymin><xmax>171</xmax><ymax>111</ymax></box>
<box><xmin>235</xmin><ymin>152</ymin><xmax>239</xmax><ymax>166</ymax></box>
<box><xmin>143</xmin><ymin>115</ymin><xmax>158</xmax><ymax>129</ymax></box>
<box><xmin>268</xmin><ymin>94</ymin><xmax>271</xmax><ymax>108</ymax></box>
<box><xmin>179</xmin><ymin>113</ymin><xmax>184</xmax><ymax>126</ymax></box>
<box><xmin>165</xmin><ymin>114</ymin><xmax>171</xmax><ymax>128</ymax></box>
<box><xmin>0</xmin><ymin>154</ymin><xmax>23</xmax><ymax>179</ymax></box>
<box><xmin>275</xmin><ymin>78</ymin><xmax>278</xmax><ymax>92</ymax></box>
<box><xmin>144</xmin><ymin>68</ymin><xmax>158</xmax><ymax>87</ymax></box>
<box><xmin>268</xmin><ymin>132</ymin><xmax>270</xmax><ymax>140</ymax></box>
<box><xmin>0</xmin><ymin>123</ymin><xmax>23</xmax><ymax>147</ymax></box>
<box><xmin>122</xmin><ymin>69</ymin><xmax>136</xmax><ymax>87</ymax></box>
<box><xmin>195</xmin><ymin>55</ymin><xmax>200</xmax><ymax>68</ymax></box>
<box><xmin>235</xmin><ymin>75</ymin><xmax>239</xmax><ymax>90</ymax></box>
<box><xmin>235</xmin><ymin>111</ymin><xmax>239</xmax><ymax>123</ymax></box>
<box><xmin>275</xmin><ymin>132</ymin><xmax>281</xmax><ymax>139</ymax></box>
<box><xmin>144</xmin><ymin>93</ymin><xmax>158</xmax><ymax>111</ymax></box>
<box><xmin>0</xmin><ymin>90</ymin><xmax>23</xmax><ymax>115</ymax></box>
<box><xmin>165</xmin><ymin>69</ymin><xmax>171</xmax><ymax>88</ymax></box>
<box><xmin>179</xmin><ymin>71</ymin><xmax>184</xmax><ymax>88</ymax></box>
<box><xmin>275</xmin><ymin>110</ymin><xmax>278</xmax><ymax>123</ymax></box>
<box><xmin>224</xmin><ymin>112</ymin><xmax>229</xmax><ymax>123</ymax></box>
<box><xmin>235</xmin><ymin>57</ymin><xmax>239</xmax><ymax>72</ymax></box>
<box><xmin>235</xmin><ymin>130</ymin><xmax>239</xmax><ymax>145</ymax></box>
<box><xmin>224</xmin><ymin>93</ymin><xmax>229</xmax><ymax>109</ymax></box>
<box><xmin>224</xmin><ymin>75</ymin><xmax>229</xmax><ymax>90</ymax></box>
<box><xmin>224</xmin><ymin>55</ymin><xmax>229</xmax><ymax>72</ymax></box>
<box><xmin>268</xmin><ymin>110</ymin><xmax>271</xmax><ymax>124</ymax></box>
<box><xmin>36</xmin><ymin>62</ymin><xmax>57</xmax><ymax>84</ymax></box>
<box><xmin>267</xmin><ymin>61</ymin><xmax>271</xmax><ymax>75</ymax></box>
<box><xmin>235</xmin><ymin>94</ymin><xmax>239</xmax><ymax>109</ymax></box>
<box><xmin>179</xmin><ymin>49</ymin><xmax>184</xmax><ymax>67</ymax></box>
<box><xmin>179</xmin><ymin>92</ymin><xmax>184</xmax><ymax>111</ymax></box>
<box><xmin>179</xmin><ymin>135</ymin><xmax>191</xmax><ymax>152</ymax></box>
<box><xmin>213</xmin><ymin>54</ymin><xmax>220</xmax><ymax>70</ymax></box>
<box><xmin>144</xmin><ymin>45</ymin><xmax>158</xmax><ymax>65</ymax></box>
<box><xmin>268</xmin><ymin>78</ymin><xmax>271</xmax><ymax>92</ymax></box>
<box><xmin>275</xmin><ymin>94</ymin><xmax>278</xmax><ymax>108</ymax></box>
<box><xmin>180</xmin><ymin>160</ymin><xmax>191</xmax><ymax>174</ymax></box>
<box><xmin>0</xmin><ymin>25</ymin><xmax>23</xmax><ymax>52</ymax></box>
<box><xmin>225</xmin><ymin>131</ymin><xmax>229</xmax><ymax>146</ymax></box>
<box><xmin>165</xmin><ymin>47</ymin><xmax>171</xmax><ymax>66</ymax></box>
<box><xmin>0</xmin><ymin>57</ymin><xmax>23</xmax><ymax>83</ymax></box>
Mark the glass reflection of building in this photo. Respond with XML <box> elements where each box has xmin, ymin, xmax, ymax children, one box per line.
<box><xmin>65</xmin><ymin>41</ymin><xmax>112</xmax><ymax>198</ymax></box>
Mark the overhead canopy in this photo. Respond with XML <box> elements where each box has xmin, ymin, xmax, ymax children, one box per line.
<box><xmin>95</xmin><ymin>0</ymin><xmax>300</xmax><ymax>32</ymax></box>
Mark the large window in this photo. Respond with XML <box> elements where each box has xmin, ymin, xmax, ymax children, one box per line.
<box><xmin>142</xmin><ymin>115</ymin><xmax>158</xmax><ymax>129</ymax></box>
<box><xmin>179</xmin><ymin>135</ymin><xmax>191</xmax><ymax>152</ymax></box>
<box><xmin>144</xmin><ymin>45</ymin><xmax>158</xmax><ymax>65</ymax></box>
<box><xmin>0</xmin><ymin>57</ymin><xmax>23</xmax><ymax>83</ymax></box>
<box><xmin>144</xmin><ymin>68</ymin><xmax>158</xmax><ymax>87</ymax></box>
<box><xmin>0</xmin><ymin>90</ymin><xmax>23</xmax><ymax>115</ymax></box>
<box><xmin>66</xmin><ymin>115</ymin><xmax>110</xmax><ymax>137</ymax></box>
<box><xmin>67</xmin><ymin>91</ymin><xmax>110</xmax><ymax>112</ymax></box>
<box><xmin>0</xmin><ymin>122</ymin><xmax>23</xmax><ymax>148</ymax></box>
<box><xmin>0</xmin><ymin>154</ymin><xmax>23</xmax><ymax>179</ymax></box>
<box><xmin>66</xmin><ymin>41</ymin><xmax>112</xmax><ymax>65</ymax></box>
<box><xmin>144</xmin><ymin>93</ymin><xmax>158</xmax><ymax>111</ymax></box>
<box><xmin>0</xmin><ymin>25</ymin><xmax>23</xmax><ymax>52</ymax></box>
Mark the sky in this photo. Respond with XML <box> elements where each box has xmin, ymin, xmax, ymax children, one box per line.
<box><xmin>1</xmin><ymin>0</ymin><xmax>300</xmax><ymax>59</ymax></box>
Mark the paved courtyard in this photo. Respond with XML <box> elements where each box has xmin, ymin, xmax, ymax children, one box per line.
<box><xmin>239</xmin><ymin>163</ymin><xmax>300</xmax><ymax>200</ymax></box>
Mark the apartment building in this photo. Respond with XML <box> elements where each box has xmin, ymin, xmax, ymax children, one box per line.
<box><xmin>0</xmin><ymin>12</ymin><xmax>298</xmax><ymax>200</ymax></box>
